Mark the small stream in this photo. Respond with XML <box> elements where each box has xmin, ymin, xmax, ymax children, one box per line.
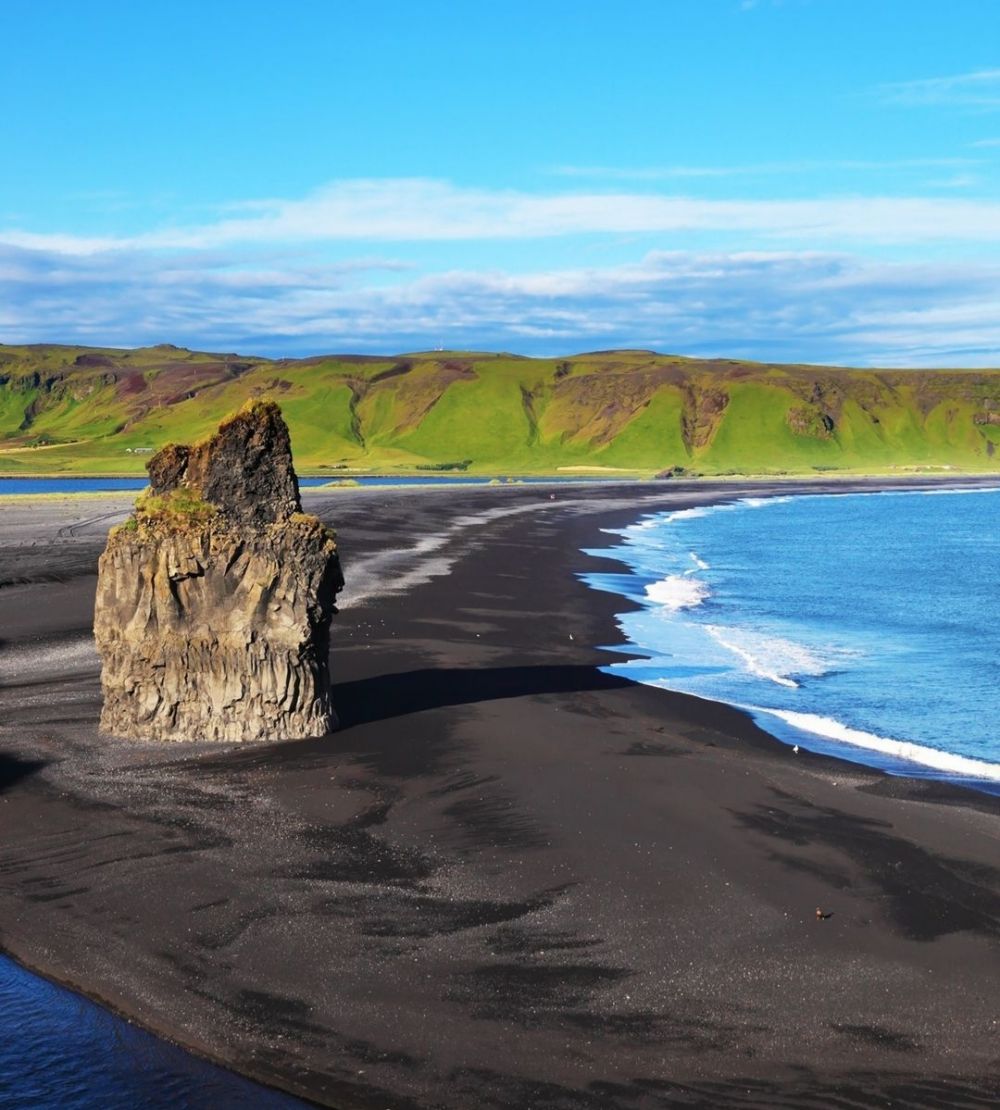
<box><xmin>0</xmin><ymin>955</ymin><xmax>307</xmax><ymax>1109</ymax></box>
<box><xmin>0</xmin><ymin>474</ymin><xmax>599</xmax><ymax>495</ymax></box>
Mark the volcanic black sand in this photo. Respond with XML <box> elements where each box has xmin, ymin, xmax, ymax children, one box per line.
<box><xmin>1</xmin><ymin>479</ymin><xmax>999</xmax><ymax>1109</ymax></box>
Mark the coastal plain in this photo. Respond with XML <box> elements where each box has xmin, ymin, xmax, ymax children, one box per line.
<box><xmin>1</xmin><ymin>480</ymin><xmax>1000</xmax><ymax>1109</ymax></box>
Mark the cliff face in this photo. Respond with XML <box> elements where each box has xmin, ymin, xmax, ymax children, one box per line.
<box><xmin>94</xmin><ymin>401</ymin><xmax>343</xmax><ymax>742</ymax></box>
<box><xmin>3</xmin><ymin>344</ymin><xmax>998</xmax><ymax>476</ymax></box>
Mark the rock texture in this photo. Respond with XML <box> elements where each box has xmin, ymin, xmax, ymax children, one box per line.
<box><xmin>94</xmin><ymin>401</ymin><xmax>343</xmax><ymax>741</ymax></box>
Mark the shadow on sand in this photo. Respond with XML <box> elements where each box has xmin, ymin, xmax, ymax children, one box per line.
<box><xmin>0</xmin><ymin>753</ymin><xmax>47</xmax><ymax>794</ymax></box>
<box><xmin>188</xmin><ymin>664</ymin><xmax>633</xmax><ymax>778</ymax></box>
<box><xmin>332</xmin><ymin>663</ymin><xmax>632</xmax><ymax>731</ymax></box>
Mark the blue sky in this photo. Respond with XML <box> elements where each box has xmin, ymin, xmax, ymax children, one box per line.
<box><xmin>4</xmin><ymin>0</ymin><xmax>1000</xmax><ymax>364</ymax></box>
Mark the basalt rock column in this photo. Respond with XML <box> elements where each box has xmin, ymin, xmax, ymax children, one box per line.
<box><xmin>94</xmin><ymin>401</ymin><xmax>343</xmax><ymax>741</ymax></box>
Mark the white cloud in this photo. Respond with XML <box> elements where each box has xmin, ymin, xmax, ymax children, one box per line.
<box><xmin>881</xmin><ymin>69</ymin><xmax>1000</xmax><ymax>108</ymax></box>
<box><xmin>4</xmin><ymin>175</ymin><xmax>1000</xmax><ymax>366</ymax></box>
<box><xmin>1</xmin><ymin>229</ymin><xmax>124</xmax><ymax>254</ymax></box>
<box><xmin>926</xmin><ymin>173</ymin><xmax>980</xmax><ymax>189</ymax></box>
<box><xmin>9</xmin><ymin>178</ymin><xmax>1000</xmax><ymax>257</ymax></box>
<box><xmin>5</xmin><ymin>241</ymin><xmax>1000</xmax><ymax>367</ymax></box>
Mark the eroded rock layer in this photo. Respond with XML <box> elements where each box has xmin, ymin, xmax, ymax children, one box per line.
<box><xmin>94</xmin><ymin>401</ymin><xmax>343</xmax><ymax>741</ymax></box>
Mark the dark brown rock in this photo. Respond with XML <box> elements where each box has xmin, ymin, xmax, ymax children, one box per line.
<box><xmin>94</xmin><ymin>401</ymin><xmax>343</xmax><ymax>742</ymax></box>
<box><xmin>146</xmin><ymin>442</ymin><xmax>190</xmax><ymax>495</ymax></box>
<box><xmin>147</xmin><ymin>401</ymin><xmax>301</xmax><ymax>529</ymax></box>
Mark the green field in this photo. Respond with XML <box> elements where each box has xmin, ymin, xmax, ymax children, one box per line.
<box><xmin>1</xmin><ymin>343</ymin><xmax>998</xmax><ymax>476</ymax></box>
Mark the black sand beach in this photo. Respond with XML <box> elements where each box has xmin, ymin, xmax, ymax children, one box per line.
<box><xmin>1</xmin><ymin>479</ymin><xmax>999</xmax><ymax>1109</ymax></box>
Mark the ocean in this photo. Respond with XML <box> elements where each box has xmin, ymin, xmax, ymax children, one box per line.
<box><xmin>583</xmin><ymin>486</ymin><xmax>1000</xmax><ymax>793</ymax></box>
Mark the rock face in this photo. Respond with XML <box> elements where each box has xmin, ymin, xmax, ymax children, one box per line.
<box><xmin>94</xmin><ymin>401</ymin><xmax>343</xmax><ymax>742</ymax></box>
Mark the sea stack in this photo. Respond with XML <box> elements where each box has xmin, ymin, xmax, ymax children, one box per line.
<box><xmin>94</xmin><ymin>400</ymin><xmax>343</xmax><ymax>742</ymax></box>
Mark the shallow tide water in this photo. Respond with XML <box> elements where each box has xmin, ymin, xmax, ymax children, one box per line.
<box><xmin>0</xmin><ymin>955</ymin><xmax>306</xmax><ymax>1109</ymax></box>
<box><xmin>584</xmin><ymin>486</ymin><xmax>1000</xmax><ymax>793</ymax></box>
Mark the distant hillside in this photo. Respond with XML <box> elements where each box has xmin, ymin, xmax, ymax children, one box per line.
<box><xmin>1</xmin><ymin>343</ymin><xmax>998</xmax><ymax>476</ymax></box>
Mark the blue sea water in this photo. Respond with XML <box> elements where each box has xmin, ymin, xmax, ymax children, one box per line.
<box><xmin>583</xmin><ymin>487</ymin><xmax>1000</xmax><ymax>792</ymax></box>
<box><xmin>0</xmin><ymin>955</ymin><xmax>305</xmax><ymax>1109</ymax></box>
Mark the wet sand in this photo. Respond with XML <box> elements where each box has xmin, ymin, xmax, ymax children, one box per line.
<box><xmin>1</xmin><ymin>478</ymin><xmax>999</xmax><ymax>1109</ymax></box>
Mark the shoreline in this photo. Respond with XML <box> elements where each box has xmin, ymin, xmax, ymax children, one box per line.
<box><xmin>1</xmin><ymin>478</ymin><xmax>999</xmax><ymax>1107</ymax></box>
<box><xmin>581</xmin><ymin>484</ymin><xmax>1000</xmax><ymax>797</ymax></box>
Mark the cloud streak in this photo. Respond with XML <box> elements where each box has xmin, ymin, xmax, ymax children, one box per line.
<box><xmin>6</xmin><ymin>177</ymin><xmax>1000</xmax><ymax>366</ymax></box>
<box><xmin>5</xmin><ymin>241</ymin><xmax>1000</xmax><ymax>367</ymax></box>
<box><xmin>9</xmin><ymin>178</ymin><xmax>1000</xmax><ymax>256</ymax></box>
<box><xmin>881</xmin><ymin>69</ymin><xmax>1000</xmax><ymax>109</ymax></box>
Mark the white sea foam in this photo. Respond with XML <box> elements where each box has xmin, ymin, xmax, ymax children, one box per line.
<box><xmin>910</xmin><ymin>486</ymin><xmax>1000</xmax><ymax>497</ymax></box>
<box><xmin>739</xmin><ymin>495</ymin><xmax>793</xmax><ymax>509</ymax></box>
<box><xmin>753</xmin><ymin>707</ymin><xmax>1000</xmax><ymax>782</ymax></box>
<box><xmin>663</xmin><ymin>506</ymin><xmax>715</xmax><ymax>521</ymax></box>
<box><xmin>641</xmin><ymin>494</ymin><xmax>792</xmax><ymax>530</ymax></box>
<box><xmin>645</xmin><ymin>575</ymin><xmax>710</xmax><ymax>611</ymax></box>
<box><xmin>704</xmin><ymin>625</ymin><xmax>832</xmax><ymax>689</ymax></box>
<box><xmin>689</xmin><ymin>551</ymin><xmax>710</xmax><ymax>570</ymax></box>
<box><xmin>612</xmin><ymin>517</ymin><xmax>663</xmax><ymax>538</ymax></box>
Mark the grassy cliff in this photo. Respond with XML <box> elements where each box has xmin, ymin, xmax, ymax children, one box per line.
<box><xmin>1</xmin><ymin>342</ymin><xmax>998</xmax><ymax>476</ymax></box>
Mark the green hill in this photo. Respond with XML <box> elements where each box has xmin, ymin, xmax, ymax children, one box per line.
<box><xmin>1</xmin><ymin>343</ymin><xmax>998</xmax><ymax>477</ymax></box>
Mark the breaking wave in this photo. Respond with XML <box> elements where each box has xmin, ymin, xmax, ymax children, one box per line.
<box><xmin>704</xmin><ymin>625</ymin><xmax>832</xmax><ymax>689</ymax></box>
<box><xmin>752</xmin><ymin>708</ymin><xmax>1000</xmax><ymax>782</ymax></box>
<box><xmin>645</xmin><ymin>575</ymin><xmax>710</xmax><ymax>611</ymax></box>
